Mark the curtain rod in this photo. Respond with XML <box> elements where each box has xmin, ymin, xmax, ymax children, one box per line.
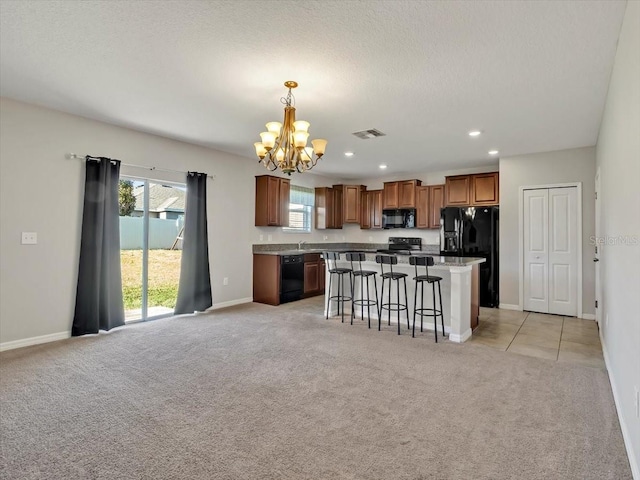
<box><xmin>65</xmin><ymin>153</ymin><xmax>215</xmax><ymax>180</ymax></box>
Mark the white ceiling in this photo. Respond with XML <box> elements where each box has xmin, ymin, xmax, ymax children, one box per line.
<box><xmin>0</xmin><ymin>0</ymin><xmax>627</xmax><ymax>179</ymax></box>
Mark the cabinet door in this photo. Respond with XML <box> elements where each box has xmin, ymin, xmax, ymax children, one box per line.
<box><xmin>315</xmin><ymin>187</ymin><xmax>335</xmax><ymax>230</ymax></box>
<box><xmin>416</xmin><ymin>186</ymin><xmax>429</xmax><ymax>228</ymax></box>
<box><xmin>470</xmin><ymin>172</ymin><xmax>499</xmax><ymax>206</ymax></box>
<box><xmin>445</xmin><ymin>175</ymin><xmax>470</xmax><ymax>206</ymax></box>
<box><xmin>343</xmin><ymin>185</ymin><xmax>361</xmax><ymax>223</ymax></box>
<box><xmin>360</xmin><ymin>191</ymin><xmax>371</xmax><ymax>229</ymax></box>
<box><xmin>279</xmin><ymin>178</ymin><xmax>290</xmax><ymax>227</ymax></box>
<box><xmin>267</xmin><ymin>176</ymin><xmax>281</xmax><ymax>225</ymax></box>
<box><xmin>371</xmin><ymin>190</ymin><xmax>383</xmax><ymax>229</ymax></box>
<box><xmin>333</xmin><ymin>186</ymin><xmax>343</xmax><ymax>228</ymax></box>
<box><xmin>429</xmin><ymin>185</ymin><xmax>444</xmax><ymax>228</ymax></box>
<box><xmin>383</xmin><ymin>182</ymin><xmax>398</xmax><ymax>209</ymax></box>
<box><xmin>304</xmin><ymin>262</ymin><xmax>319</xmax><ymax>293</ymax></box>
<box><xmin>255</xmin><ymin>175</ymin><xmax>281</xmax><ymax>227</ymax></box>
<box><xmin>399</xmin><ymin>180</ymin><xmax>419</xmax><ymax>208</ymax></box>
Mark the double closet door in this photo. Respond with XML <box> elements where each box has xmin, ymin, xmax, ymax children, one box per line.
<box><xmin>524</xmin><ymin>187</ymin><xmax>578</xmax><ymax>316</ymax></box>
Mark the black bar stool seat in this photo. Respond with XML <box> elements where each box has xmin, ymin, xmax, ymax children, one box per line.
<box><xmin>324</xmin><ymin>252</ymin><xmax>352</xmax><ymax>323</ymax></box>
<box><xmin>346</xmin><ymin>252</ymin><xmax>379</xmax><ymax>328</ymax></box>
<box><xmin>375</xmin><ymin>254</ymin><xmax>410</xmax><ymax>335</ymax></box>
<box><xmin>409</xmin><ymin>256</ymin><xmax>445</xmax><ymax>342</ymax></box>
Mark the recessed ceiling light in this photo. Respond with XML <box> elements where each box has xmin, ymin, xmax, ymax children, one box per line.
<box><xmin>488</xmin><ymin>150</ymin><xmax>499</xmax><ymax>155</ymax></box>
<box><xmin>344</xmin><ymin>152</ymin><xmax>354</xmax><ymax>157</ymax></box>
<box><xmin>468</xmin><ymin>130</ymin><xmax>482</xmax><ymax>137</ymax></box>
<box><xmin>379</xmin><ymin>164</ymin><xmax>387</xmax><ymax>169</ymax></box>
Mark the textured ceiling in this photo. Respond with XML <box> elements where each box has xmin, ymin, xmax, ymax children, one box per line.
<box><xmin>0</xmin><ymin>0</ymin><xmax>627</xmax><ymax>178</ymax></box>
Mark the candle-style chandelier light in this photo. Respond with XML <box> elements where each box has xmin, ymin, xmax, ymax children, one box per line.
<box><xmin>254</xmin><ymin>81</ymin><xmax>327</xmax><ymax>175</ymax></box>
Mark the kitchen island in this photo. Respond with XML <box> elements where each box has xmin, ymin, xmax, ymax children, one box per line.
<box><xmin>324</xmin><ymin>254</ymin><xmax>485</xmax><ymax>343</ymax></box>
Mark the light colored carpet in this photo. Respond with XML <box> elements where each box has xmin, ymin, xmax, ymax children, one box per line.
<box><xmin>0</xmin><ymin>297</ymin><xmax>631</xmax><ymax>480</ymax></box>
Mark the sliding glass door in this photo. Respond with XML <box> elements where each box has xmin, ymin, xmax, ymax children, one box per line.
<box><xmin>119</xmin><ymin>176</ymin><xmax>185</xmax><ymax>322</ymax></box>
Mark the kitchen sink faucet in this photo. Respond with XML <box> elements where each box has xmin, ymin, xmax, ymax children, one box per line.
<box><xmin>298</xmin><ymin>241</ymin><xmax>307</xmax><ymax>250</ymax></box>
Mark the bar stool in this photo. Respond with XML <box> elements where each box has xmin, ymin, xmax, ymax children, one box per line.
<box><xmin>409</xmin><ymin>256</ymin><xmax>445</xmax><ymax>342</ymax></box>
<box><xmin>375</xmin><ymin>254</ymin><xmax>410</xmax><ymax>335</ymax></box>
<box><xmin>324</xmin><ymin>252</ymin><xmax>352</xmax><ymax>323</ymax></box>
<box><xmin>346</xmin><ymin>252</ymin><xmax>379</xmax><ymax>328</ymax></box>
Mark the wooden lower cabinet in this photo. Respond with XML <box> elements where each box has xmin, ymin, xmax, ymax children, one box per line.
<box><xmin>303</xmin><ymin>253</ymin><xmax>325</xmax><ymax>297</ymax></box>
<box><xmin>253</xmin><ymin>254</ymin><xmax>280</xmax><ymax>305</ymax></box>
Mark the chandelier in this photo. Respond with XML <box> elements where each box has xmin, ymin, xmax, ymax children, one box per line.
<box><xmin>254</xmin><ymin>81</ymin><xmax>327</xmax><ymax>175</ymax></box>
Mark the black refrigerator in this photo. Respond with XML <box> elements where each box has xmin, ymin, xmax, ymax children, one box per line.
<box><xmin>440</xmin><ymin>206</ymin><xmax>499</xmax><ymax>308</ymax></box>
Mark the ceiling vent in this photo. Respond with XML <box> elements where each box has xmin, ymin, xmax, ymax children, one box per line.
<box><xmin>352</xmin><ymin>128</ymin><xmax>386</xmax><ymax>140</ymax></box>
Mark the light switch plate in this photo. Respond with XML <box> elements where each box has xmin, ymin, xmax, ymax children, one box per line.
<box><xmin>21</xmin><ymin>232</ymin><xmax>37</xmax><ymax>245</ymax></box>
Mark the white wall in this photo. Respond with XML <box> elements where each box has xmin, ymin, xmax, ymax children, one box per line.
<box><xmin>498</xmin><ymin>147</ymin><xmax>596</xmax><ymax>314</ymax></box>
<box><xmin>595</xmin><ymin>1</ymin><xmax>640</xmax><ymax>477</ymax></box>
<box><xmin>0</xmin><ymin>97</ymin><xmax>343</xmax><ymax>345</ymax></box>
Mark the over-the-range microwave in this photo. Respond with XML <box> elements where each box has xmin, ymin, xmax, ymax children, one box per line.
<box><xmin>382</xmin><ymin>209</ymin><xmax>416</xmax><ymax>229</ymax></box>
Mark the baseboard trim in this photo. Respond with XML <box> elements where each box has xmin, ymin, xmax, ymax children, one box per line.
<box><xmin>0</xmin><ymin>331</ymin><xmax>70</xmax><ymax>352</ymax></box>
<box><xmin>580</xmin><ymin>313</ymin><xmax>596</xmax><ymax>320</ymax></box>
<box><xmin>206</xmin><ymin>297</ymin><xmax>253</xmax><ymax>311</ymax></box>
<box><xmin>601</xmin><ymin>335</ymin><xmax>640</xmax><ymax>480</ymax></box>
<box><xmin>498</xmin><ymin>303</ymin><xmax>521</xmax><ymax>311</ymax></box>
<box><xmin>448</xmin><ymin>328</ymin><xmax>472</xmax><ymax>343</ymax></box>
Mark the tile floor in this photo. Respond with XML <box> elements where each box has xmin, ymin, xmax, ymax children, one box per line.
<box><xmin>470</xmin><ymin>308</ymin><xmax>605</xmax><ymax>368</ymax></box>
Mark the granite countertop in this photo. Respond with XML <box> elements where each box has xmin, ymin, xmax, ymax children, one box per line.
<box><xmin>252</xmin><ymin>246</ymin><xmax>485</xmax><ymax>267</ymax></box>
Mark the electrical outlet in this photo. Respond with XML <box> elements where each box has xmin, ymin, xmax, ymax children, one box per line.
<box><xmin>21</xmin><ymin>232</ymin><xmax>37</xmax><ymax>245</ymax></box>
<box><xmin>635</xmin><ymin>386</ymin><xmax>639</xmax><ymax>418</ymax></box>
<box><xmin>259</xmin><ymin>234</ymin><xmax>264</xmax><ymax>241</ymax></box>
<box><xmin>267</xmin><ymin>234</ymin><xmax>272</xmax><ymax>242</ymax></box>
<box><xmin>368</xmin><ymin>236</ymin><xmax>373</xmax><ymax>242</ymax></box>
<box><xmin>223</xmin><ymin>277</ymin><xmax>229</xmax><ymax>286</ymax></box>
<box><xmin>323</xmin><ymin>235</ymin><xmax>328</xmax><ymax>241</ymax></box>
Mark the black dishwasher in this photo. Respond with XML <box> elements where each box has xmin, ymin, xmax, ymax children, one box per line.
<box><xmin>280</xmin><ymin>255</ymin><xmax>304</xmax><ymax>304</ymax></box>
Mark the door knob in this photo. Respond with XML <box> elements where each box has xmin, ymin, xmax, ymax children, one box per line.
<box><xmin>593</xmin><ymin>258</ymin><xmax>599</xmax><ymax>262</ymax></box>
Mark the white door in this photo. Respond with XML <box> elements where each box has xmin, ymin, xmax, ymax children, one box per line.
<box><xmin>524</xmin><ymin>187</ymin><xmax>578</xmax><ymax>316</ymax></box>
<box><xmin>594</xmin><ymin>170</ymin><xmax>602</xmax><ymax>326</ymax></box>
<box><xmin>524</xmin><ymin>189</ymin><xmax>549</xmax><ymax>312</ymax></box>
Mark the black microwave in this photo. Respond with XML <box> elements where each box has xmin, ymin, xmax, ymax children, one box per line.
<box><xmin>382</xmin><ymin>209</ymin><xmax>416</xmax><ymax>229</ymax></box>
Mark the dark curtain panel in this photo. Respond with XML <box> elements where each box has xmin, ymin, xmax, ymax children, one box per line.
<box><xmin>175</xmin><ymin>172</ymin><xmax>212</xmax><ymax>314</ymax></box>
<box><xmin>72</xmin><ymin>157</ymin><xmax>125</xmax><ymax>336</ymax></box>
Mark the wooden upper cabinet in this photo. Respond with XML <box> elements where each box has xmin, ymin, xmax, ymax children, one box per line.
<box><xmin>382</xmin><ymin>181</ymin><xmax>399</xmax><ymax>209</ymax></box>
<box><xmin>445</xmin><ymin>175</ymin><xmax>470</xmax><ymax>206</ymax></box>
<box><xmin>342</xmin><ymin>185</ymin><xmax>364</xmax><ymax>223</ymax></box>
<box><xmin>399</xmin><ymin>180</ymin><xmax>421</xmax><ymax>208</ymax></box>
<box><xmin>333</xmin><ymin>185</ymin><xmax>343</xmax><ymax>228</ymax></box>
<box><xmin>445</xmin><ymin>172</ymin><xmax>499</xmax><ymax>206</ymax></box>
<box><xmin>429</xmin><ymin>184</ymin><xmax>444</xmax><ymax>228</ymax></box>
<box><xmin>416</xmin><ymin>186</ymin><xmax>429</xmax><ymax>229</ymax></box>
<box><xmin>360</xmin><ymin>189</ymin><xmax>383</xmax><ymax>229</ymax></box>
<box><xmin>255</xmin><ymin>175</ymin><xmax>289</xmax><ymax>226</ymax></box>
<box><xmin>416</xmin><ymin>184</ymin><xmax>444</xmax><ymax>229</ymax></box>
<box><xmin>279</xmin><ymin>178</ymin><xmax>290</xmax><ymax>227</ymax></box>
<box><xmin>360</xmin><ymin>191</ymin><xmax>371</xmax><ymax>229</ymax></box>
<box><xmin>371</xmin><ymin>190</ymin><xmax>383</xmax><ymax>229</ymax></box>
<box><xmin>383</xmin><ymin>180</ymin><xmax>421</xmax><ymax>209</ymax></box>
<box><xmin>315</xmin><ymin>187</ymin><xmax>343</xmax><ymax>229</ymax></box>
<box><xmin>470</xmin><ymin>172</ymin><xmax>499</xmax><ymax>206</ymax></box>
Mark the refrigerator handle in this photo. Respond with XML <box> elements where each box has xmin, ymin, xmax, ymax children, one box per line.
<box><xmin>458</xmin><ymin>215</ymin><xmax>464</xmax><ymax>256</ymax></box>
